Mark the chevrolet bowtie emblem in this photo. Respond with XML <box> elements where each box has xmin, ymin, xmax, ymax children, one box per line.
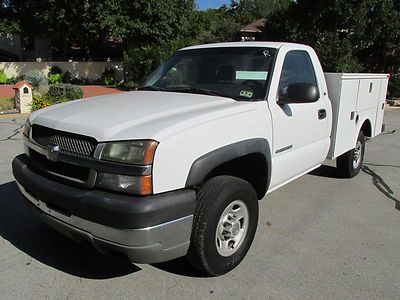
<box><xmin>46</xmin><ymin>145</ymin><xmax>60</xmax><ymax>162</ymax></box>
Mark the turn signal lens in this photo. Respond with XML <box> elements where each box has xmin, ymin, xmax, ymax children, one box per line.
<box><xmin>139</xmin><ymin>175</ymin><xmax>152</xmax><ymax>195</ymax></box>
<box><xmin>96</xmin><ymin>172</ymin><xmax>153</xmax><ymax>195</ymax></box>
<box><xmin>23</xmin><ymin>120</ymin><xmax>31</xmax><ymax>138</ymax></box>
<box><xmin>143</xmin><ymin>141</ymin><xmax>158</xmax><ymax>165</ymax></box>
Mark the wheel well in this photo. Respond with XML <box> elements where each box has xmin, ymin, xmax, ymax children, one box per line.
<box><xmin>204</xmin><ymin>153</ymin><xmax>268</xmax><ymax>200</ymax></box>
<box><xmin>361</xmin><ymin>119</ymin><xmax>372</xmax><ymax>137</ymax></box>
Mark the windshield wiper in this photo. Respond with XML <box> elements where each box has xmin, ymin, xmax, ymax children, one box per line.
<box><xmin>138</xmin><ymin>86</ymin><xmax>250</xmax><ymax>101</ymax></box>
<box><xmin>137</xmin><ymin>86</ymin><xmax>167</xmax><ymax>91</ymax></box>
<box><xmin>166</xmin><ymin>87</ymin><xmax>229</xmax><ymax>98</ymax></box>
<box><xmin>231</xmin><ymin>95</ymin><xmax>260</xmax><ymax>102</ymax></box>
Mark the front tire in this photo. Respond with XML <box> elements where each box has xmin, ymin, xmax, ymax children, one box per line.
<box><xmin>337</xmin><ymin>131</ymin><xmax>365</xmax><ymax>178</ymax></box>
<box><xmin>187</xmin><ymin>176</ymin><xmax>259</xmax><ymax>276</ymax></box>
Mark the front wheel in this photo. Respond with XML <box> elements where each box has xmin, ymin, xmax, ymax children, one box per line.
<box><xmin>337</xmin><ymin>131</ymin><xmax>365</xmax><ymax>178</ymax></box>
<box><xmin>187</xmin><ymin>176</ymin><xmax>259</xmax><ymax>276</ymax></box>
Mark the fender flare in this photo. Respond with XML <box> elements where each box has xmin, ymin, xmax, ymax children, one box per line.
<box><xmin>185</xmin><ymin>138</ymin><xmax>272</xmax><ymax>192</ymax></box>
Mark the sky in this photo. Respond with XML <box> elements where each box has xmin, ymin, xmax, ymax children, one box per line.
<box><xmin>196</xmin><ymin>0</ymin><xmax>231</xmax><ymax>10</ymax></box>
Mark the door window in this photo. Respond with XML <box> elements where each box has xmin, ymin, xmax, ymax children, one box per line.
<box><xmin>278</xmin><ymin>51</ymin><xmax>318</xmax><ymax>97</ymax></box>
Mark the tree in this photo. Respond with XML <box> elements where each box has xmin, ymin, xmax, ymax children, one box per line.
<box><xmin>190</xmin><ymin>7</ymin><xmax>240</xmax><ymax>44</ymax></box>
<box><xmin>233</xmin><ymin>0</ymin><xmax>291</xmax><ymax>24</ymax></box>
<box><xmin>98</xmin><ymin>0</ymin><xmax>196</xmax><ymax>47</ymax></box>
<box><xmin>1</xmin><ymin>0</ymin><xmax>106</xmax><ymax>58</ymax></box>
<box><xmin>0</xmin><ymin>1</ymin><xmax>20</xmax><ymax>34</ymax></box>
<box><xmin>3</xmin><ymin>0</ymin><xmax>196</xmax><ymax>59</ymax></box>
<box><xmin>263</xmin><ymin>0</ymin><xmax>400</xmax><ymax>73</ymax></box>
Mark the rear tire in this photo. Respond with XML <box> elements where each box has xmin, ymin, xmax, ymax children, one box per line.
<box><xmin>337</xmin><ymin>131</ymin><xmax>365</xmax><ymax>178</ymax></box>
<box><xmin>187</xmin><ymin>175</ymin><xmax>258</xmax><ymax>276</ymax></box>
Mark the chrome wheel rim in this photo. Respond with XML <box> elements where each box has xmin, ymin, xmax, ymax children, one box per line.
<box><xmin>215</xmin><ymin>200</ymin><xmax>249</xmax><ymax>257</ymax></box>
<box><xmin>353</xmin><ymin>140</ymin><xmax>363</xmax><ymax>169</ymax></box>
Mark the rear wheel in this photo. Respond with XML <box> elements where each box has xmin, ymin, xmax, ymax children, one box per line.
<box><xmin>187</xmin><ymin>175</ymin><xmax>258</xmax><ymax>276</ymax></box>
<box><xmin>337</xmin><ymin>131</ymin><xmax>365</xmax><ymax>178</ymax></box>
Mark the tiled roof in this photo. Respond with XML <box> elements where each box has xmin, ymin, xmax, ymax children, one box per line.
<box><xmin>13</xmin><ymin>81</ymin><xmax>32</xmax><ymax>89</ymax></box>
<box><xmin>240</xmin><ymin>18</ymin><xmax>267</xmax><ymax>33</ymax></box>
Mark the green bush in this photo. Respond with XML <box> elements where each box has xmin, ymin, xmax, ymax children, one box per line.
<box><xmin>48</xmin><ymin>73</ymin><xmax>63</xmax><ymax>84</ymax></box>
<box><xmin>102</xmin><ymin>68</ymin><xmax>116</xmax><ymax>85</ymax></box>
<box><xmin>70</xmin><ymin>77</ymin><xmax>89</xmax><ymax>85</ymax></box>
<box><xmin>62</xmin><ymin>71</ymin><xmax>72</xmax><ymax>83</ymax></box>
<box><xmin>5</xmin><ymin>75</ymin><xmax>24</xmax><ymax>84</ymax></box>
<box><xmin>0</xmin><ymin>70</ymin><xmax>8</xmax><ymax>84</ymax></box>
<box><xmin>49</xmin><ymin>65</ymin><xmax>62</xmax><ymax>75</ymax></box>
<box><xmin>30</xmin><ymin>94</ymin><xmax>51</xmax><ymax>111</ymax></box>
<box><xmin>388</xmin><ymin>74</ymin><xmax>400</xmax><ymax>99</ymax></box>
<box><xmin>25</xmin><ymin>69</ymin><xmax>48</xmax><ymax>89</ymax></box>
<box><xmin>47</xmin><ymin>66</ymin><xmax>63</xmax><ymax>84</ymax></box>
<box><xmin>47</xmin><ymin>83</ymin><xmax>83</xmax><ymax>101</ymax></box>
<box><xmin>0</xmin><ymin>97</ymin><xmax>14</xmax><ymax>110</ymax></box>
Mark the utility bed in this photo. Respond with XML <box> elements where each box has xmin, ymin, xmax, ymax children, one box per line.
<box><xmin>325</xmin><ymin>73</ymin><xmax>389</xmax><ymax>159</ymax></box>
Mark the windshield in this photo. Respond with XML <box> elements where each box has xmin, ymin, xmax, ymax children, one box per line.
<box><xmin>140</xmin><ymin>47</ymin><xmax>277</xmax><ymax>101</ymax></box>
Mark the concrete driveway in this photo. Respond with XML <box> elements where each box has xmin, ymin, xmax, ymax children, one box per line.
<box><xmin>0</xmin><ymin>109</ymin><xmax>399</xmax><ymax>299</ymax></box>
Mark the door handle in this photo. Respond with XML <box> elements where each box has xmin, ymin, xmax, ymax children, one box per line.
<box><xmin>318</xmin><ymin>109</ymin><xmax>327</xmax><ymax>120</ymax></box>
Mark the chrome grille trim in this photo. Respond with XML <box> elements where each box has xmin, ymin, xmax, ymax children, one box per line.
<box><xmin>32</xmin><ymin>125</ymin><xmax>98</xmax><ymax>157</ymax></box>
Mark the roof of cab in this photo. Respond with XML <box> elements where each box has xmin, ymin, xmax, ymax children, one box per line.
<box><xmin>180</xmin><ymin>41</ymin><xmax>305</xmax><ymax>51</ymax></box>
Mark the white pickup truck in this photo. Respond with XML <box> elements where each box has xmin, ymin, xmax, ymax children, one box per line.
<box><xmin>12</xmin><ymin>42</ymin><xmax>389</xmax><ymax>276</ymax></box>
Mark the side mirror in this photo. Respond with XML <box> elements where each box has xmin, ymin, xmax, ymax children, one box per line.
<box><xmin>278</xmin><ymin>83</ymin><xmax>319</xmax><ymax>105</ymax></box>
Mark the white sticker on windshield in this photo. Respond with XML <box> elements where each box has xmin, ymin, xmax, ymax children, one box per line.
<box><xmin>240</xmin><ymin>90</ymin><xmax>253</xmax><ymax>98</ymax></box>
<box><xmin>236</xmin><ymin>71</ymin><xmax>268</xmax><ymax>80</ymax></box>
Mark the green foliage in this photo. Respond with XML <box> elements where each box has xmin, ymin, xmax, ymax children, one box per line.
<box><xmin>2</xmin><ymin>0</ymin><xmax>196</xmax><ymax>58</ymax></box>
<box><xmin>48</xmin><ymin>73</ymin><xmax>63</xmax><ymax>84</ymax></box>
<box><xmin>30</xmin><ymin>83</ymin><xmax>82</xmax><ymax>111</ymax></box>
<box><xmin>0</xmin><ymin>70</ymin><xmax>7</xmax><ymax>84</ymax></box>
<box><xmin>0</xmin><ymin>18</ymin><xmax>20</xmax><ymax>34</ymax></box>
<box><xmin>0</xmin><ymin>97</ymin><xmax>15</xmax><ymax>111</ymax></box>
<box><xmin>99</xmin><ymin>0</ymin><xmax>196</xmax><ymax>46</ymax></box>
<box><xmin>47</xmin><ymin>83</ymin><xmax>83</xmax><ymax>102</ymax></box>
<box><xmin>25</xmin><ymin>70</ymin><xmax>48</xmax><ymax>89</ymax></box>
<box><xmin>30</xmin><ymin>94</ymin><xmax>51</xmax><ymax>111</ymax></box>
<box><xmin>48</xmin><ymin>66</ymin><xmax>63</xmax><ymax>84</ymax></box>
<box><xmin>3</xmin><ymin>75</ymin><xmax>24</xmax><ymax>84</ymax></box>
<box><xmin>61</xmin><ymin>71</ymin><xmax>72</xmax><ymax>83</ymax></box>
<box><xmin>49</xmin><ymin>65</ymin><xmax>62</xmax><ymax>75</ymax></box>
<box><xmin>4</xmin><ymin>0</ymin><xmax>399</xmax><ymax>77</ymax></box>
<box><xmin>232</xmin><ymin>0</ymin><xmax>291</xmax><ymax>24</ymax></box>
<box><xmin>102</xmin><ymin>68</ymin><xmax>116</xmax><ymax>85</ymax></box>
<box><xmin>388</xmin><ymin>74</ymin><xmax>400</xmax><ymax>98</ymax></box>
<box><xmin>311</xmin><ymin>32</ymin><xmax>363</xmax><ymax>72</ymax></box>
<box><xmin>263</xmin><ymin>0</ymin><xmax>400</xmax><ymax>73</ymax></box>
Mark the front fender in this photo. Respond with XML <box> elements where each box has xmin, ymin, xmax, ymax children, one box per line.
<box><xmin>185</xmin><ymin>138</ymin><xmax>272</xmax><ymax>191</ymax></box>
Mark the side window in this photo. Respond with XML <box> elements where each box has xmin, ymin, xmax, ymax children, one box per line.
<box><xmin>278</xmin><ymin>50</ymin><xmax>318</xmax><ymax>96</ymax></box>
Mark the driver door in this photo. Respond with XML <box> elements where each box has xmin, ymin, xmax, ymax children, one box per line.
<box><xmin>268</xmin><ymin>49</ymin><xmax>330</xmax><ymax>190</ymax></box>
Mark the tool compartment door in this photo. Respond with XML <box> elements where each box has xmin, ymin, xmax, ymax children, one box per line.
<box><xmin>373</xmin><ymin>78</ymin><xmax>389</xmax><ymax>136</ymax></box>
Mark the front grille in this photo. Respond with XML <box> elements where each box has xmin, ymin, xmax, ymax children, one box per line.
<box><xmin>29</xmin><ymin>149</ymin><xmax>90</xmax><ymax>183</ymax></box>
<box><xmin>32</xmin><ymin>125</ymin><xmax>98</xmax><ymax>157</ymax></box>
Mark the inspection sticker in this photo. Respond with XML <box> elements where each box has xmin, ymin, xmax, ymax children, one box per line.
<box><xmin>240</xmin><ymin>90</ymin><xmax>253</xmax><ymax>98</ymax></box>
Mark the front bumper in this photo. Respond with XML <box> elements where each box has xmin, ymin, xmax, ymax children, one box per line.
<box><xmin>12</xmin><ymin>154</ymin><xmax>196</xmax><ymax>263</ymax></box>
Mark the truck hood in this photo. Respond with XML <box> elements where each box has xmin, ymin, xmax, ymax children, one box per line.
<box><xmin>30</xmin><ymin>91</ymin><xmax>255</xmax><ymax>141</ymax></box>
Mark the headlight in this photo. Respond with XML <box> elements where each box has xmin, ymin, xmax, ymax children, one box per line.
<box><xmin>100</xmin><ymin>140</ymin><xmax>158</xmax><ymax>165</ymax></box>
<box><xmin>23</xmin><ymin>119</ymin><xmax>31</xmax><ymax>138</ymax></box>
<box><xmin>97</xmin><ymin>140</ymin><xmax>158</xmax><ymax>195</ymax></box>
